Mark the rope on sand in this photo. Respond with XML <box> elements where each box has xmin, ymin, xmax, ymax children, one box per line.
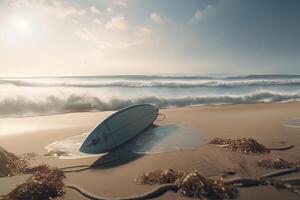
<box><xmin>65</xmin><ymin>183</ymin><xmax>178</xmax><ymax>200</ymax></box>
<box><xmin>59</xmin><ymin>165</ymin><xmax>91</xmax><ymax>173</ymax></box>
<box><xmin>260</xmin><ymin>168</ymin><xmax>299</xmax><ymax>179</ymax></box>
<box><xmin>266</xmin><ymin>145</ymin><xmax>294</xmax><ymax>151</ymax></box>
<box><xmin>66</xmin><ymin>168</ymin><xmax>300</xmax><ymax>200</ymax></box>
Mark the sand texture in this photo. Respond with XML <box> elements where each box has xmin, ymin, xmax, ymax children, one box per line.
<box><xmin>0</xmin><ymin>102</ymin><xmax>300</xmax><ymax>199</ymax></box>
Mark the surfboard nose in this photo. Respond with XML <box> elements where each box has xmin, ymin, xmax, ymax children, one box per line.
<box><xmin>79</xmin><ymin>138</ymin><xmax>98</xmax><ymax>153</ymax></box>
<box><xmin>79</xmin><ymin>142</ymin><xmax>87</xmax><ymax>153</ymax></box>
<box><xmin>79</xmin><ymin>138</ymin><xmax>108</xmax><ymax>154</ymax></box>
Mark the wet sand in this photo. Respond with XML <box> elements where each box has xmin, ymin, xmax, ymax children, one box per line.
<box><xmin>0</xmin><ymin>102</ymin><xmax>300</xmax><ymax>199</ymax></box>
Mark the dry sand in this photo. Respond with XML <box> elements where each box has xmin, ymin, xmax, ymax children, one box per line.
<box><xmin>0</xmin><ymin>102</ymin><xmax>300</xmax><ymax>199</ymax></box>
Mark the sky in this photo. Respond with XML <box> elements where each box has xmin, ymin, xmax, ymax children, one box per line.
<box><xmin>0</xmin><ymin>0</ymin><xmax>299</xmax><ymax>76</ymax></box>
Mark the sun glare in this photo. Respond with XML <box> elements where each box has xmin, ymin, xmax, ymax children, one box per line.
<box><xmin>15</xmin><ymin>18</ymin><xmax>28</xmax><ymax>29</ymax></box>
<box><xmin>10</xmin><ymin>16</ymin><xmax>32</xmax><ymax>35</ymax></box>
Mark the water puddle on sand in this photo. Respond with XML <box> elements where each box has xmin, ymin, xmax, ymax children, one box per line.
<box><xmin>45</xmin><ymin>124</ymin><xmax>207</xmax><ymax>159</ymax></box>
<box><xmin>125</xmin><ymin>125</ymin><xmax>207</xmax><ymax>154</ymax></box>
<box><xmin>285</xmin><ymin>118</ymin><xmax>300</xmax><ymax>128</ymax></box>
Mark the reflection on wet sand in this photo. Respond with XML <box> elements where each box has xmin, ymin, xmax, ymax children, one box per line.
<box><xmin>285</xmin><ymin>118</ymin><xmax>300</xmax><ymax>128</ymax></box>
<box><xmin>125</xmin><ymin>124</ymin><xmax>207</xmax><ymax>154</ymax></box>
<box><xmin>45</xmin><ymin>124</ymin><xmax>206</xmax><ymax>159</ymax></box>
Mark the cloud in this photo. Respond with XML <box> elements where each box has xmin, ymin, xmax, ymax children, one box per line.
<box><xmin>189</xmin><ymin>9</ymin><xmax>203</xmax><ymax>23</ymax></box>
<box><xmin>90</xmin><ymin>5</ymin><xmax>101</xmax><ymax>15</ymax></box>
<box><xmin>10</xmin><ymin>0</ymin><xmax>86</xmax><ymax>18</ymax></box>
<box><xmin>138</xmin><ymin>26</ymin><xmax>153</xmax><ymax>35</ymax></box>
<box><xmin>75</xmin><ymin>28</ymin><xmax>94</xmax><ymax>42</ymax></box>
<box><xmin>150</xmin><ymin>12</ymin><xmax>163</xmax><ymax>23</ymax></box>
<box><xmin>113</xmin><ymin>0</ymin><xmax>127</xmax><ymax>7</ymax></box>
<box><xmin>71</xmin><ymin>18</ymin><xmax>79</xmax><ymax>24</ymax></box>
<box><xmin>75</xmin><ymin>27</ymin><xmax>142</xmax><ymax>50</ymax></box>
<box><xmin>92</xmin><ymin>18</ymin><xmax>102</xmax><ymax>25</ymax></box>
<box><xmin>189</xmin><ymin>5</ymin><xmax>212</xmax><ymax>23</ymax></box>
<box><xmin>105</xmin><ymin>16</ymin><xmax>127</xmax><ymax>31</ymax></box>
<box><xmin>107</xmin><ymin>7</ymin><xmax>112</xmax><ymax>13</ymax></box>
<box><xmin>194</xmin><ymin>10</ymin><xmax>203</xmax><ymax>19</ymax></box>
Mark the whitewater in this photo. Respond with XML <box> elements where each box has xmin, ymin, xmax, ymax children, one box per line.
<box><xmin>0</xmin><ymin>74</ymin><xmax>300</xmax><ymax>117</ymax></box>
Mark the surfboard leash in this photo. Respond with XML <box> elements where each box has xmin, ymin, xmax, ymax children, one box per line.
<box><xmin>156</xmin><ymin>113</ymin><xmax>166</xmax><ymax>121</ymax></box>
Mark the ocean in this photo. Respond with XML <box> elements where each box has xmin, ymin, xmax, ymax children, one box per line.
<box><xmin>1</xmin><ymin>74</ymin><xmax>300</xmax><ymax>117</ymax></box>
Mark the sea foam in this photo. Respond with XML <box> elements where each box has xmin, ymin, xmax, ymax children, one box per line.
<box><xmin>1</xmin><ymin>75</ymin><xmax>299</xmax><ymax>117</ymax></box>
<box><xmin>0</xmin><ymin>91</ymin><xmax>299</xmax><ymax>117</ymax></box>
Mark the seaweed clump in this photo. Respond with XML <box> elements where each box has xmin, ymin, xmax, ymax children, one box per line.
<box><xmin>210</xmin><ymin>138</ymin><xmax>232</xmax><ymax>145</ymax></box>
<box><xmin>211</xmin><ymin>138</ymin><xmax>269</xmax><ymax>154</ymax></box>
<box><xmin>3</xmin><ymin>164</ymin><xmax>65</xmax><ymax>200</ymax></box>
<box><xmin>176</xmin><ymin>171</ymin><xmax>238</xmax><ymax>199</ymax></box>
<box><xmin>257</xmin><ymin>158</ymin><xmax>300</xmax><ymax>169</ymax></box>
<box><xmin>0</xmin><ymin>146</ymin><xmax>28</xmax><ymax>177</ymax></box>
<box><xmin>136</xmin><ymin>169</ymin><xmax>238</xmax><ymax>199</ymax></box>
<box><xmin>18</xmin><ymin>153</ymin><xmax>39</xmax><ymax>161</ymax></box>
<box><xmin>135</xmin><ymin>169</ymin><xmax>185</xmax><ymax>185</ymax></box>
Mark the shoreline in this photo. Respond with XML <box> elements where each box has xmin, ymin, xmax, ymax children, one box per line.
<box><xmin>1</xmin><ymin>100</ymin><xmax>299</xmax><ymax>119</ymax></box>
<box><xmin>1</xmin><ymin>101</ymin><xmax>300</xmax><ymax>199</ymax></box>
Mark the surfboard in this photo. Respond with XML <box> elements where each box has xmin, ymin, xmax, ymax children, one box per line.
<box><xmin>79</xmin><ymin>104</ymin><xmax>159</xmax><ymax>154</ymax></box>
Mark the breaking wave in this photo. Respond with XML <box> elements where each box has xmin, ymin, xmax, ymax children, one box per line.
<box><xmin>2</xmin><ymin>79</ymin><xmax>300</xmax><ymax>88</ymax></box>
<box><xmin>1</xmin><ymin>91</ymin><xmax>299</xmax><ymax>117</ymax></box>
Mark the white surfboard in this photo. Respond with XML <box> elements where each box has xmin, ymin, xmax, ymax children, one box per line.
<box><xmin>79</xmin><ymin>104</ymin><xmax>159</xmax><ymax>154</ymax></box>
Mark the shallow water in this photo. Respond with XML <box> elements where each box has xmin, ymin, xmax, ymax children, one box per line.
<box><xmin>285</xmin><ymin>118</ymin><xmax>300</xmax><ymax>128</ymax></box>
<box><xmin>44</xmin><ymin>124</ymin><xmax>207</xmax><ymax>159</ymax></box>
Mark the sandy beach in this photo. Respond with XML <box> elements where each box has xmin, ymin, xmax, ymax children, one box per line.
<box><xmin>1</xmin><ymin>102</ymin><xmax>300</xmax><ymax>199</ymax></box>
<box><xmin>1</xmin><ymin>0</ymin><xmax>300</xmax><ymax>199</ymax></box>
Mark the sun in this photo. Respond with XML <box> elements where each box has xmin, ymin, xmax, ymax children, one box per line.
<box><xmin>11</xmin><ymin>16</ymin><xmax>32</xmax><ymax>35</ymax></box>
<box><xmin>15</xmin><ymin>17</ymin><xmax>28</xmax><ymax>29</ymax></box>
